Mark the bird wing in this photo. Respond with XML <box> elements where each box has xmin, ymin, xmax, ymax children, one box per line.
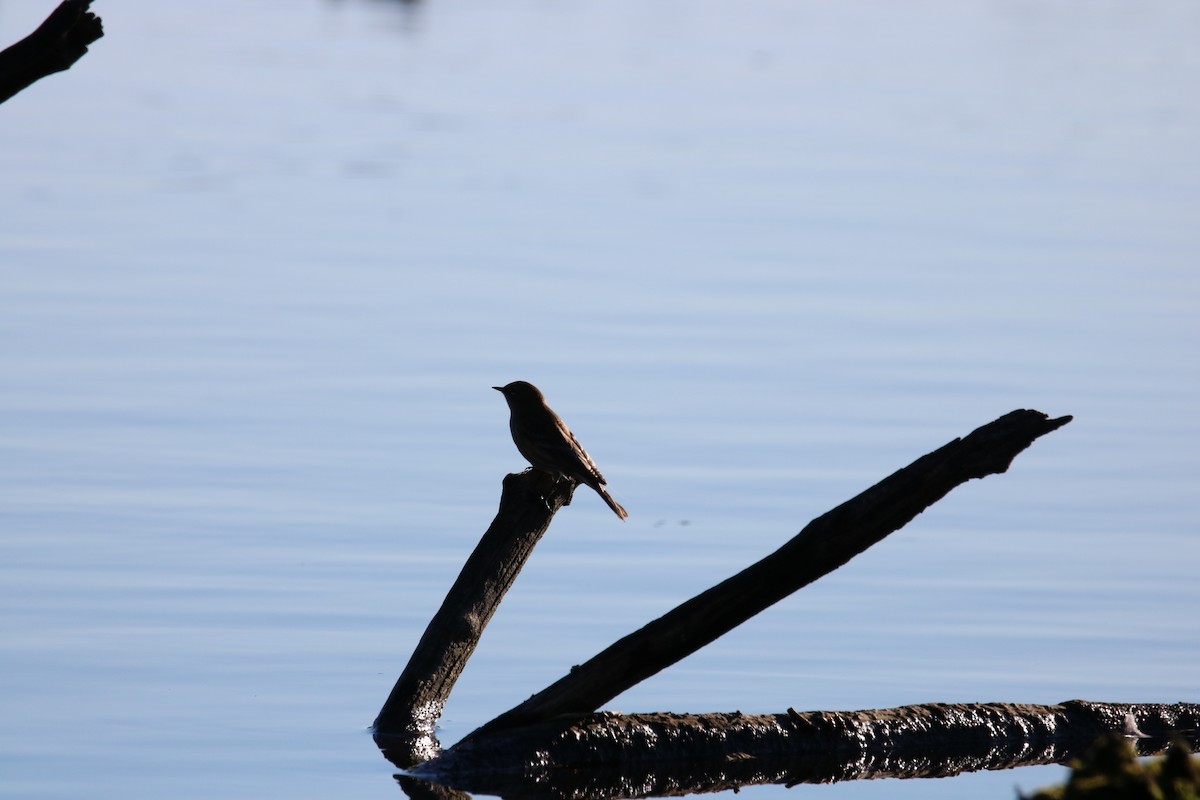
<box><xmin>556</xmin><ymin>417</ymin><xmax>607</xmax><ymax>486</ymax></box>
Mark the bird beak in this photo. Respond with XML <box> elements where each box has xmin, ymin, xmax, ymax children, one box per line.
<box><xmin>492</xmin><ymin>386</ymin><xmax>503</xmax><ymax>392</ymax></box>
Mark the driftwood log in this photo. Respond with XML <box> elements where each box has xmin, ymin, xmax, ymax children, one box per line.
<box><xmin>407</xmin><ymin>701</ymin><xmax>1199</xmax><ymax>798</ymax></box>
<box><xmin>0</xmin><ymin>0</ymin><xmax>103</xmax><ymax>105</ymax></box>
<box><xmin>373</xmin><ymin>470</ymin><xmax>575</xmax><ymax>756</ymax></box>
<box><xmin>466</xmin><ymin>409</ymin><xmax>1073</xmax><ymax>740</ymax></box>
<box><xmin>369</xmin><ymin>408</ymin><xmax>1191</xmax><ymax>792</ymax></box>
<box><xmin>375</xmin><ymin>410</ymin><xmax>1073</xmax><ymax>758</ymax></box>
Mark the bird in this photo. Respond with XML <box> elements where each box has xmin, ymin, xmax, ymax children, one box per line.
<box><xmin>493</xmin><ymin>380</ymin><xmax>628</xmax><ymax>520</ymax></box>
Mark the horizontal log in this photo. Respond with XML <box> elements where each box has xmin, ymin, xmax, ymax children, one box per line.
<box><xmin>408</xmin><ymin>700</ymin><xmax>1199</xmax><ymax>798</ymax></box>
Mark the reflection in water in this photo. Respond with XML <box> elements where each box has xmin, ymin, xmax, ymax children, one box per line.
<box><xmin>393</xmin><ymin>735</ymin><xmax>1192</xmax><ymax>800</ymax></box>
<box><xmin>384</xmin><ymin>704</ymin><xmax>1200</xmax><ymax>799</ymax></box>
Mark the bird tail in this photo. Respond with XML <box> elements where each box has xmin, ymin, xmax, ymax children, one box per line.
<box><xmin>596</xmin><ymin>485</ymin><xmax>628</xmax><ymax>520</ymax></box>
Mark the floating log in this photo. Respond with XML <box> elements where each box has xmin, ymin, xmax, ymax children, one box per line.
<box><xmin>407</xmin><ymin>701</ymin><xmax>1199</xmax><ymax>798</ymax></box>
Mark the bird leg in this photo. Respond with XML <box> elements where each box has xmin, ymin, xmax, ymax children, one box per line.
<box><xmin>528</xmin><ymin>469</ymin><xmax>572</xmax><ymax>510</ymax></box>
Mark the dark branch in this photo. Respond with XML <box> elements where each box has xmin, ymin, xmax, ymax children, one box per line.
<box><xmin>0</xmin><ymin>0</ymin><xmax>104</xmax><ymax>104</ymax></box>
<box><xmin>372</xmin><ymin>470</ymin><xmax>575</xmax><ymax>762</ymax></box>
<box><xmin>469</xmin><ymin>410</ymin><xmax>1072</xmax><ymax>737</ymax></box>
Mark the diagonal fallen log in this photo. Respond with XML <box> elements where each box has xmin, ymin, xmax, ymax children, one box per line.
<box><xmin>466</xmin><ymin>409</ymin><xmax>1073</xmax><ymax>739</ymax></box>
<box><xmin>377</xmin><ymin>406</ymin><xmax>1194</xmax><ymax>794</ymax></box>
<box><xmin>375</xmin><ymin>408</ymin><xmax>1079</xmax><ymax>777</ymax></box>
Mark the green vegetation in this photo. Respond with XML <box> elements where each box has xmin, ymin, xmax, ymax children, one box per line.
<box><xmin>1024</xmin><ymin>735</ymin><xmax>1198</xmax><ymax>800</ymax></box>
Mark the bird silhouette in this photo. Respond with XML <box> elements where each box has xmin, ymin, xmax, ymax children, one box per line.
<box><xmin>493</xmin><ymin>380</ymin><xmax>628</xmax><ymax>520</ymax></box>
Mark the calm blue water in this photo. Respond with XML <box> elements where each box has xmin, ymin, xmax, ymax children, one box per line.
<box><xmin>2</xmin><ymin>0</ymin><xmax>1197</xmax><ymax>798</ymax></box>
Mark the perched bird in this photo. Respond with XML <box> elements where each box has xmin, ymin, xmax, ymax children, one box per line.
<box><xmin>493</xmin><ymin>380</ymin><xmax>628</xmax><ymax>520</ymax></box>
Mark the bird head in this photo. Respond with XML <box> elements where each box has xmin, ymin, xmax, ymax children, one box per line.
<box><xmin>492</xmin><ymin>381</ymin><xmax>544</xmax><ymax>404</ymax></box>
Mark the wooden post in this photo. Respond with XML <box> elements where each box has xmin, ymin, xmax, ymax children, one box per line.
<box><xmin>372</xmin><ymin>469</ymin><xmax>575</xmax><ymax>764</ymax></box>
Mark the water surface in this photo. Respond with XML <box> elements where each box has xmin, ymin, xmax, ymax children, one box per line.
<box><xmin>1</xmin><ymin>0</ymin><xmax>1197</xmax><ymax>797</ymax></box>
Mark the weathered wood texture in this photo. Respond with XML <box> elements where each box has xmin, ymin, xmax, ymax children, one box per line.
<box><xmin>0</xmin><ymin>0</ymin><xmax>103</xmax><ymax>104</ymax></box>
<box><xmin>414</xmin><ymin>701</ymin><xmax>1198</xmax><ymax>798</ymax></box>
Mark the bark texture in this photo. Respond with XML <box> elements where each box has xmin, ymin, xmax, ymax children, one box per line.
<box><xmin>414</xmin><ymin>701</ymin><xmax>1198</xmax><ymax>798</ymax></box>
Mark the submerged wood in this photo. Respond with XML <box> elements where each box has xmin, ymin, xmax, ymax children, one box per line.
<box><xmin>373</xmin><ymin>469</ymin><xmax>575</xmax><ymax>760</ymax></box>
<box><xmin>0</xmin><ymin>0</ymin><xmax>103</xmax><ymax>104</ymax></box>
<box><xmin>467</xmin><ymin>409</ymin><xmax>1073</xmax><ymax>739</ymax></box>
<box><xmin>411</xmin><ymin>701</ymin><xmax>1199</xmax><ymax>798</ymax></box>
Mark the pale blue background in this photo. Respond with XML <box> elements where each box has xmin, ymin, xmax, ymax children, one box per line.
<box><xmin>2</xmin><ymin>0</ymin><xmax>1197</xmax><ymax>797</ymax></box>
